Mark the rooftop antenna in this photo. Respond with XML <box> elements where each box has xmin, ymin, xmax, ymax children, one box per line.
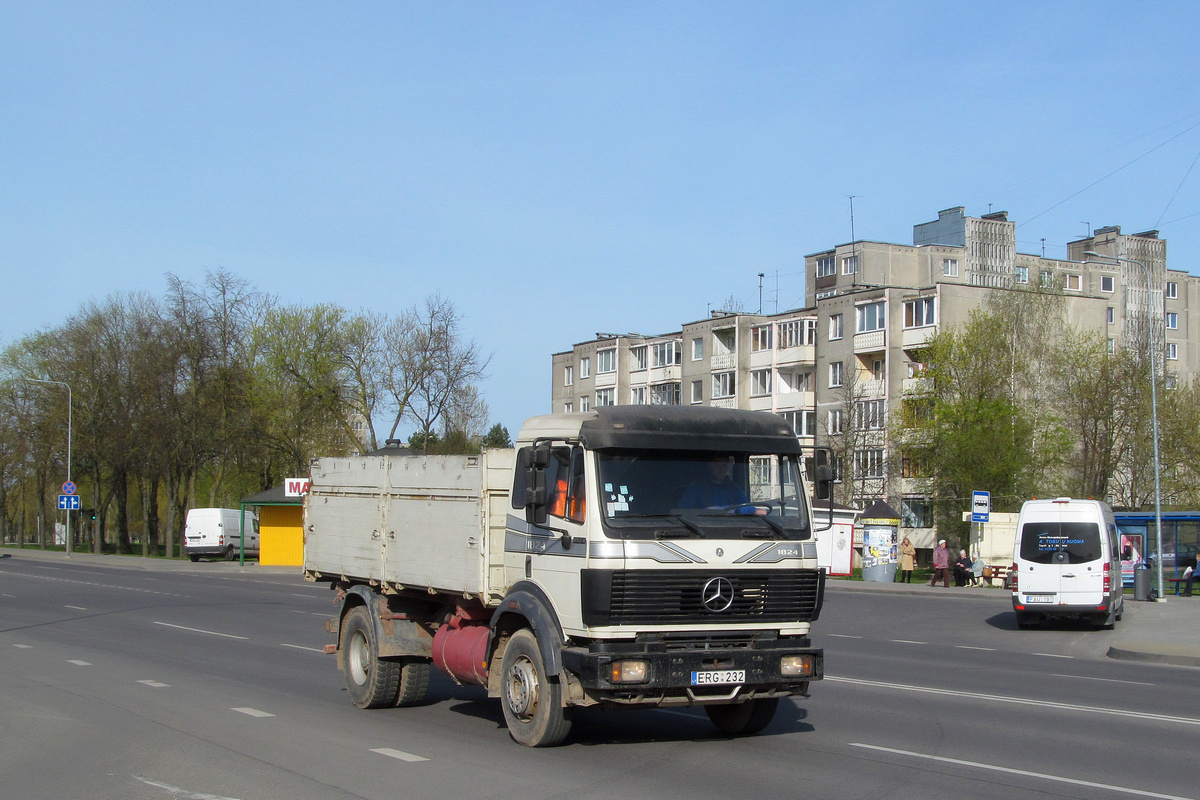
<box><xmin>1082</xmin><ymin>221</ymin><xmax>1091</xmax><ymax>238</ymax></box>
<box><xmin>758</xmin><ymin>273</ymin><xmax>765</xmax><ymax>314</ymax></box>
<box><xmin>849</xmin><ymin>195</ymin><xmax>859</xmax><ymax>287</ymax></box>
<box><xmin>1041</xmin><ymin>238</ymin><xmax>1046</xmax><ymax>257</ymax></box>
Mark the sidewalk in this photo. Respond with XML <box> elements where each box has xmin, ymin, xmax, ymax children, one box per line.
<box><xmin>831</xmin><ymin>576</ymin><xmax>1200</xmax><ymax>669</ymax></box>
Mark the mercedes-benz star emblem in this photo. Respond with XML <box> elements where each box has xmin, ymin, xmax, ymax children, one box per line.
<box><xmin>701</xmin><ymin>577</ymin><xmax>735</xmax><ymax>612</ymax></box>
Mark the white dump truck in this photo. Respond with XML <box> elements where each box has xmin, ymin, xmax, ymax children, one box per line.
<box><xmin>303</xmin><ymin>406</ymin><xmax>830</xmax><ymax>746</ymax></box>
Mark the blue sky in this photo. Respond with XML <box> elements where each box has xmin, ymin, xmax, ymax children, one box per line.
<box><xmin>3</xmin><ymin>2</ymin><xmax>1199</xmax><ymax>435</ymax></box>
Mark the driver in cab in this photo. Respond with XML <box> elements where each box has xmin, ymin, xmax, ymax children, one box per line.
<box><xmin>677</xmin><ymin>456</ymin><xmax>767</xmax><ymax>515</ymax></box>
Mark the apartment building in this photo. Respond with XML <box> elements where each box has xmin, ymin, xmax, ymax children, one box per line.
<box><xmin>550</xmin><ymin>207</ymin><xmax>1199</xmax><ymax>549</ymax></box>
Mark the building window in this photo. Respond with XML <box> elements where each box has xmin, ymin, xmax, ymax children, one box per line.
<box><xmin>750</xmin><ymin>369</ymin><xmax>772</xmax><ymax>397</ymax></box>
<box><xmin>630</xmin><ymin>386</ymin><xmax>646</xmax><ymax>405</ymax></box>
<box><xmin>1065</xmin><ymin>274</ymin><xmax>1082</xmax><ymax>291</ymax></box>
<box><xmin>829</xmin><ymin>361</ymin><xmax>843</xmax><ymax>388</ymax></box>
<box><xmin>855</xmin><ymin>399</ymin><xmax>886</xmax><ymax>430</ymax></box>
<box><xmin>1167</xmin><ymin>343</ymin><xmax>1178</xmax><ymax>360</ymax></box>
<box><xmin>794</xmin><ymin>371</ymin><xmax>812</xmax><ymax>392</ymax></box>
<box><xmin>690</xmin><ymin>380</ymin><xmax>703</xmax><ymax>404</ymax></box>
<box><xmin>856</xmin><ymin>301</ymin><xmax>886</xmax><ymax>333</ymax></box>
<box><xmin>827</xmin><ymin>409</ymin><xmax>843</xmax><ymax>435</ymax></box>
<box><xmin>828</xmin><ymin>314</ymin><xmax>844</xmax><ymax>341</ymax></box>
<box><xmin>904</xmin><ymin>297</ymin><xmax>936</xmax><ymax>328</ymax></box>
<box><xmin>1167</xmin><ymin>282</ymin><xmax>1179</xmax><ymax>299</ymax></box>
<box><xmin>871</xmin><ymin>358</ymin><xmax>884</xmax><ymax>380</ymax></box>
<box><xmin>942</xmin><ymin>258</ymin><xmax>959</xmax><ymax>277</ymax></box>
<box><xmin>563</xmin><ymin>402</ymin><xmax>574</xmax><ymax>413</ymax></box>
<box><xmin>842</xmin><ymin>255</ymin><xmax>859</xmax><ymax>275</ymax></box>
<box><xmin>564</xmin><ymin>365</ymin><xmax>574</xmax><ymax>386</ymax></box>
<box><xmin>900</xmin><ymin>454</ymin><xmax>927</xmax><ymax>479</ymax></box>
<box><xmin>691</xmin><ymin>338</ymin><xmax>703</xmax><ymax>361</ymax></box>
<box><xmin>1039</xmin><ymin>270</ymin><xmax>1053</xmax><ymax>287</ymax></box>
<box><xmin>580</xmin><ymin>396</ymin><xmax>590</xmax><ymax>412</ymax></box>
<box><xmin>1015</xmin><ymin>265</ymin><xmax>1029</xmax><ymax>284</ymax></box>
<box><xmin>751</xmin><ymin>326</ymin><xmax>773</xmax><ymax>352</ymax></box>
<box><xmin>630</xmin><ymin>346</ymin><xmax>647</xmax><ymax>371</ymax></box>
<box><xmin>651</xmin><ymin>341</ymin><xmax>680</xmax><ymax>367</ymax></box>
<box><xmin>816</xmin><ymin>256</ymin><xmax>835</xmax><ymax>277</ymax></box>
<box><xmin>1101</xmin><ymin>276</ymin><xmax>1115</xmax><ymax>293</ymax></box>
<box><xmin>778</xmin><ymin>321</ymin><xmax>801</xmax><ymax>349</ymax></box>
<box><xmin>580</xmin><ymin>357</ymin><xmax>590</xmax><ymax>379</ymax></box>
<box><xmin>1107</xmin><ymin>338</ymin><xmax>1115</xmax><ymax>354</ymax></box>
<box><xmin>597</xmin><ymin>348</ymin><xmax>616</xmax><ymax>374</ymax></box>
<box><xmin>712</xmin><ymin>371</ymin><xmax>736</xmax><ymax>399</ymax></box>
<box><xmin>650</xmin><ymin>382</ymin><xmax>681</xmax><ymax>405</ymax></box>
<box><xmin>855</xmin><ymin>449</ymin><xmax>885</xmax><ymax>479</ymax></box>
<box><xmin>901</xmin><ymin>498</ymin><xmax>933</xmax><ymax>528</ymax></box>
<box><xmin>1108</xmin><ymin>307</ymin><xmax>1115</xmax><ymax>324</ymax></box>
<box><xmin>595</xmin><ymin>388</ymin><xmax>615</xmax><ymax>407</ymax></box>
<box><xmin>1167</xmin><ymin>312</ymin><xmax>1178</xmax><ymax>329</ymax></box>
<box><xmin>713</xmin><ymin>328</ymin><xmax>735</xmax><ymax>357</ymax></box>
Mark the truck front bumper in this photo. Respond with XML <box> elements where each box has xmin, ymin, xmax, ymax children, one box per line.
<box><xmin>559</xmin><ymin>634</ymin><xmax>822</xmax><ymax>706</ymax></box>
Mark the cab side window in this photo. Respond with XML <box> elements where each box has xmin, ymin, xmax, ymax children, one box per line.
<box><xmin>549</xmin><ymin>446</ymin><xmax>586</xmax><ymax>523</ymax></box>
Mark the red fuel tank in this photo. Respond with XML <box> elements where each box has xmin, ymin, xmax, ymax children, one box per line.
<box><xmin>432</xmin><ymin>607</ymin><xmax>491</xmax><ymax>686</ymax></box>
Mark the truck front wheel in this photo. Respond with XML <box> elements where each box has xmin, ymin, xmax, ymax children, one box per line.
<box><xmin>499</xmin><ymin>629</ymin><xmax>572</xmax><ymax>747</ymax></box>
<box><xmin>343</xmin><ymin>606</ymin><xmax>400</xmax><ymax>709</ymax></box>
<box><xmin>705</xmin><ymin>698</ymin><xmax>779</xmax><ymax>736</ymax></box>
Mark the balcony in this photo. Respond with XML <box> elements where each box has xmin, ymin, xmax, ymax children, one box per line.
<box><xmin>902</xmin><ymin>377</ymin><xmax>933</xmax><ymax>395</ymax></box>
<box><xmin>857</xmin><ymin>379</ymin><xmax>886</xmax><ymax>397</ymax></box>
<box><xmin>901</xmin><ymin>326</ymin><xmax>937</xmax><ymax>348</ymax></box>
<box><xmin>854</xmin><ymin>330</ymin><xmax>885</xmax><ymax>352</ymax></box>
<box><xmin>710</xmin><ymin>353</ymin><xmax>737</xmax><ymax>371</ymax></box>
<box><xmin>649</xmin><ymin>366</ymin><xmax>680</xmax><ymax>383</ymax></box>
<box><xmin>776</xmin><ymin>344</ymin><xmax>816</xmax><ymax>366</ymax></box>
<box><xmin>711</xmin><ymin>398</ymin><xmax>737</xmax><ymax>409</ymax></box>
<box><xmin>595</xmin><ymin>371</ymin><xmax>617</xmax><ymax>388</ymax></box>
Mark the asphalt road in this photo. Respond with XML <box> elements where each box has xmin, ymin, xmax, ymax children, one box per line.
<box><xmin>2</xmin><ymin>552</ymin><xmax>1198</xmax><ymax>800</ymax></box>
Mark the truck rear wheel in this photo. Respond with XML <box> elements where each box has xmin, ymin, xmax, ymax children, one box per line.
<box><xmin>705</xmin><ymin>698</ymin><xmax>779</xmax><ymax>735</ymax></box>
<box><xmin>343</xmin><ymin>606</ymin><xmax>400</xmax><ymax>709</ymax></box>
<box><xmin>499</xmin><ymin>629</ymin><xmax>572</xmax><ymax>747</ymax></box>
<box><xmin>392</xmin><ymin>658</ymin><xmax>432</xmax><ymax>707</ymax></box>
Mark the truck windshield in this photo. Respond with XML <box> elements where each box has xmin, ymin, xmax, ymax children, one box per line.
<box><xmin>596</xmin><ymin>449</ymin><xmax>810</xmax><ymax>540</ymax></box>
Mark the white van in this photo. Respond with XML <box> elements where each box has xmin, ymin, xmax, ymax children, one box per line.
<box><xmin>183</xmin><ymin>508</ymin><xmax>259</xmax><ymax>562</ymax></box>
<box><xmin>1011</xmin><ymin>498</ymin><xmax>1124</xmax><ymax>629</ymax></box>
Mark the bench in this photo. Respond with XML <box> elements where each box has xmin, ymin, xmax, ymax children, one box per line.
<box><xmin>983</xmin><ymin>564</ymin><xmax>1010</xmax><ymax>589</ymax></box>
<box><xmin>1166</xmin><ymin>577</ymin><xmax>1192</xmax><ymax>596</ymax></box>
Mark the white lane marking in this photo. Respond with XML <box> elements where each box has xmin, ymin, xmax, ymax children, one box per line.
<box><xmin>1051</xmin><ymin>673</ymin><xmax>1155</xmax><ymax>687</ymax></box>
<box><xmin>65</xmin><ymin>605</ymin><xmax>87</xmax><ymax>610</ymax></box>
<box><xmin>890</xmin><ymin>639</ymin><xmax>927</xmax><ymax>645</ymax></box>
<box><xmin>280</xmin><ymin>643</ymin><xmax>325</xmax><ymax>653</ymax></box>
<box><xmin>13</xmin><ymin>644</ymin><xmax>32</xmax><ymax>649</ymax></box>
<box><xmin>1032</xmin><ymin>652</ymin><xmax>1074</xmax><ymax>659</ymax></box>
<box><xmin>138</xmin><ymin>680</ymin><xmax>170</xmax><ymax>688</ymax></box>
<box><xmin>371</xmin><ymin>748</ymin><xmax>429</xmax><ymax>762</ymax></box>
<box><xmin>827</xmin><ymin>633</ymin><xmax>862</xmax><ymax>639</ymax></box>
<box><xmin>828</xmin><ymin>676</ymin><xmax>1200</xmax><ymax>727</ymax></box>
<box><xmin>849</xmin><ymin>743</ymin><xmax>1192</xmax><ymax>800</ymax></box>
<box><xmin>67</xmin><ymin>659</ymin><xmax>92</xmax><ymax>666</ymax></box>
<box><xmin>134</xmin><ymin>775</ymin><xmax>243</xmax><ymax>799</ymax></box>
<box><xmin>232</xmin><ymin>707</ymin><xmax>275</xmax><ymax>718</ymax></box>
<box><xmin>2</xmin><ymin>592</ymin><xmax>15</xmax><ymax>597</ymax></box>
<box><xmin>153</xmin><ymin>622</ymin><xmax>248</xmax><ymax>640</ymax></box>
<box><xmin>955</xmin><ymin>645</ymin><xmax>996</xmax><ymax>651</ymax></box>
<box><xmin>0</xmin><ymin>570</ymin><xmax>185</xmax><ymax>596</ymax></box>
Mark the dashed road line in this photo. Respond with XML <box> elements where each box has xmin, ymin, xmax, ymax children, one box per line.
<box><xmin>65</xmin><ymin>605</ymin><xmax>87</xmax><ymax>610</ymax></box>
<box><xmin>138</xmin><ymin>680</ymin><xmax>170</xmax><ymax>688</ymax></box>
<box><xmin>891</xmin><ymin>639</ymin><xmax>927</xmax><ymax>645</ymax></box>
<box><xmin>280</xmin><ymin>643</ymin><xmax>325</xmax><ymax>653</ymax></box>
<box><xmin>153</xmin><ymin>622</ymin><xmax>248</xmax><ymax>640</ymax></box>
<box><xmin>13</xmin><ymin>644</ymin><xmax>32</xmax><ymax>649</ymax></box>
<box><xmin>232</xmin><ymin>707</ymin><xmax>275</xmax><ymax>718</ymax></box>
<box><xmin>1052</xmin><ymin>673</ymin><xmax>1155</xmax><ymax>686</ymax></box>
<box><xmin>1032</xmin><ymin>652</ymin><xmax>1074</xmax><ymax>659</ymax></box>
<box><xmin>371</xmin><ymin>748</ymin><xmax>429</xmax><ymax>762</ymax></box>
<box><xmin>955</xmin><ymin>645</ymin><xmax>996</xmax><ymax>651</ymax></box>
<box><xmin>67</xmin><ymin>659</ymin><xmax>92</xmax><ymax>666</ymax></box>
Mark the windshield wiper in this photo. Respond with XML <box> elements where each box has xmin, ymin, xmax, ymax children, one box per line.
<box><xmin>656</xmin><ymin>515</ymin><xmax>704</xmax><ymax>538</ymax></box>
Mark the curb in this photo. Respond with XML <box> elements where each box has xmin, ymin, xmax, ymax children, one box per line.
<box><xmin>1106</xmin><ymin>646</ymin><xmax>1200</xmax><ymax>669</ymax></box>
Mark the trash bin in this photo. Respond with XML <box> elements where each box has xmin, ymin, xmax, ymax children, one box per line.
<box><xmin>1133</xmin><ymin>566</ymin><xmax>1153</xmax><ymax>601</ymax></box>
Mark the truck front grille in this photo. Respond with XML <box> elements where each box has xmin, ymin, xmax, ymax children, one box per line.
<box><xmin>582</xmin><ymin>568</ymin><xmax>824</xmax><ymax>626</ymax></box>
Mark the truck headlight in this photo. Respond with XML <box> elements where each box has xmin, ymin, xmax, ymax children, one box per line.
<box><xmin>609</xmin><ymin>660</ymin><xmax>649</xmax><ymax>683</ymax></box>
<box><xmin>781</xmin><ymin>654</ymin><xmax>815</xmax><ymax>677</ymax></box>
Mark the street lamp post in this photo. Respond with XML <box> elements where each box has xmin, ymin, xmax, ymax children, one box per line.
<box><xmin>25</xmin><ymin>379</ymin><xmax>73</xmax><ymax>557</ymax></box>
<box><xmin>1084</xmin><ymin>251</ymin><xmax>1163</xmax><ymax>600</ymax></box>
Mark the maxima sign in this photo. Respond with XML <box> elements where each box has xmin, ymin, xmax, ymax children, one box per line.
<box><xmin>285</xmin><ymin>478</ymin><xmax>311</xmax><ymax>497</ymax></box>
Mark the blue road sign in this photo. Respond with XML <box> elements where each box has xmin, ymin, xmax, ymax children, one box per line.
<box><xmin>971</xmin><ymin>490</ymin><xmax>990</xmax><ymax>523</ymax></box>
<box><xmin>58</xmin><ymin>494</ymin><xmax>81</xmax><ymax>511</ymax></box>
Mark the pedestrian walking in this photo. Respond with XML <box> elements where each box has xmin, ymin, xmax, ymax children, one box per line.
<box><xmin>930</xmin><ymin>539</ymin><xmax>950</xmax><ymax>588</ymax></box>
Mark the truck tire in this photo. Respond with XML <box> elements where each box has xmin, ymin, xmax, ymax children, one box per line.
<box><xmin>392</xmin><ymin>658</ymin><xmax>432</xmax><ymax>707</ymax></box>
<box><xmin>1016</xmin><ymin>612</ymin><xmax>1041</xmax><ymax>629</ymax></box>
<box><xmin>188</xmin><ymin>553</ymin><xmax>200</xmax><ymax>563</ymax></box>
<box><xmin>705</xmin><ymin>698</ymin><xmax>779</xmax><ymax>736</ymax></box>
<box><xmin>499</xmin><ymin>629</ymin><xmax>572</xmax><ymax>747</ymax></box>
<box><xmin>224</xmin><ymin>545</ymin><xmax>236</xmax><ymax>561</ymax></box>
<box><xmin>343</xmin><ymin>606</ymin><xmax>400</xmax><ymax>709</ymax></box>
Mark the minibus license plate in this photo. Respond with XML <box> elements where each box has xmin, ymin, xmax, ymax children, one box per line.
<box><xmin>1025</xmin><ymin>594</ymin><xmax>1054</xmax><ymax>603</ymax></box>
<box><xmin>692</xmin><ymin>669</ymin><xmax>745</xmax><ymax>686</ymax></box>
